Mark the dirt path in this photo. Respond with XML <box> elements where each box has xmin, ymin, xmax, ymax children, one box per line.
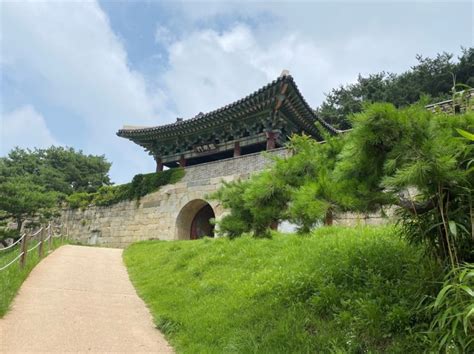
<box><xmin>0</xmin><ymin>245</ymin><xmax>173</xmax><ymax>353</ymax></box>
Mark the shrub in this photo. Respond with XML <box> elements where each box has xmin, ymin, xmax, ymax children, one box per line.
<box><xmin>65</xmin><ymin>192</ymin><xmax>94</xmax><ymax>209</ymax></box>
<box><xmin>67</xmin><ymin>168</ymin><xmax>184</xmax><ymax>208</ymax></box>
<box><xmin>425</xmin><ymin>263</ymin><xmax>474</xmax><ymax>352</ymax></box>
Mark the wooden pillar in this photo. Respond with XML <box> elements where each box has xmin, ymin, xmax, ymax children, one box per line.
<box><xmin>19</xmin><ymin>233</ymin><xmax>28</xmax><ymax>269</ymax></box>
<box><xmin>179</xmin><ymin>155</ymin><xmax>186</xmax><ymax>167</ymax></box>
<box><xmin>48</xmin><ymin>224</ymin><xmax>52</xmax><ymax>250</ymax></box>
<box><xmin>234</xmin><ymin>141</ymin><xmax>241</xmax><ymax>157</ymax></box>
<box><xmin>265</xmin><ymin>131</ymin><xmax>279</xmax><ymax>150</ymax></box>
<box><xmin>38</xmin><ymin>227</ymin><xmax>44</xmax><ymax>257</ymax></box>
<box><xmin>155</xmin><ymin>157</ymin><xmax>163</xmax><ymax>172</ymax></box>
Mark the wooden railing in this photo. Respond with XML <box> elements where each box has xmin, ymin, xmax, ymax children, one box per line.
<box><xmin>0</xmin><ymin>223</ymin><xmax>68</xmax><ymax>271</ymax></box>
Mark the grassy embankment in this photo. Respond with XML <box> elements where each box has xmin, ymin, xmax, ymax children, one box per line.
<box><xmin>0</xmin><ymin>237</ymin><xmax>65</xmax><ymax>317</ymax></box>
<box><xmin>124</xmin><ymin>226</ymin><xmax>443</xmax><ymax>353</ymax></box>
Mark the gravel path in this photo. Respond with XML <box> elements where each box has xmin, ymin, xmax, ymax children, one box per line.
<box><xmin>0</xmin><ymin>245</ymin><xmax>173</xmax><ymax>353</ymax></box>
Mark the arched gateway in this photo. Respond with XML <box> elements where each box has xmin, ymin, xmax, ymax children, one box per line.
<box><xmin>60</xmin><ymin>72</ymin><xmax>339</xmax><ymax>246</ymax></box>
<box><xmin>112</xmin><ymin>72</ymin><xmax>337</xmax><ymax>242</ymax></box>
<box><xmin>176</xmin><ymin>199</ymin><xmax>215</xmax><ymax>240</ymax></box>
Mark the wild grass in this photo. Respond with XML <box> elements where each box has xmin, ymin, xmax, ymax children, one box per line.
<box><xmin>0</xmin><ymin>237</ymin><xmax>65</xmax><ymax>317</ymax></box>
<box><xmin>124</xmin><ymin>225</ymin><xmax>443</xmax><ymax>353</ymax></box>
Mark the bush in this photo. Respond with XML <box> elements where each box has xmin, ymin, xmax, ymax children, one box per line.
<box><xmin>65</xmin><ymin>192</ymin><xmax>94</xmax><ymax>209</ymax></box>
<box><xmin>425</xmin><ymin>263</ymin><xmax>474</xmax><ymax>352</ymax></box>
<box><xmin>67</xmin><ymin>168</ymin><xmax>184</xmax><ymax>208</ymax></box>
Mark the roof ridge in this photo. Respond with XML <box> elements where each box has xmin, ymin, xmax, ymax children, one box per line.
<box><xmin>118</xmin><ymin>75</ymin><xmax>290</xmax><ymax>135</ymax></box>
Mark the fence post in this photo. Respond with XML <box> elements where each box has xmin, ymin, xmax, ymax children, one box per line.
<box><xmin>19</xmin><ymin>232</ymin><xmax>28</xmax><ymax>269</ymax></box>
<box><xmin>48</xmin><ymin>223</ymin><xmax>52</xmax><ymax>251</ymax></box>
<box><xmin>38</xmin><ymin>226</ymin><xmax>44</xmax><ymax>258</ymax></box>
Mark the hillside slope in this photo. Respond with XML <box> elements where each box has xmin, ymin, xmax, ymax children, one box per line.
<box><xmin>124</xmin><ymin>226</ymin><xmax>442</xmax><ymax>353</ymax></box>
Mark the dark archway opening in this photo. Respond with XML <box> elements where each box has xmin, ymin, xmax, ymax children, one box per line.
<box><xmin>176</xmin><ymin>199</ymin><xmax>216</xmax><ymax>240</ymax></box>
<box><xmin>190</xmin><ymin>204</ymin><xmax>215</xmax><ymax>239</ymax></box>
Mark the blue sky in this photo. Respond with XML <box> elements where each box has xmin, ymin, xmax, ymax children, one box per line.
<box><xmin>1</xmin><ymin>0</ymin><xmax>472</xmax><ymax>183</ymax></box>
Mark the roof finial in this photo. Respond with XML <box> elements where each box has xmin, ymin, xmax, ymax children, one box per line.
<box><xmin>280</xmin><ymin>69</ymin><xmax>290</xmax><ymax>78</ymax></box>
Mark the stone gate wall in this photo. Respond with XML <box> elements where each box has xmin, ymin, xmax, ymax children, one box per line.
<box><xmin>61</xmin><ymin>148</ymin><xmax>288</xmax><ymax>247</ymax></box>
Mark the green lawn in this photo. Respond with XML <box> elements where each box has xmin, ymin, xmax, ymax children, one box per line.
<box><xmin>124</xmin><ymin>226</ymin><xmax>443</xmax><ymax>353</ymax></box>
<box><xmin>0</xmin><ymin>237</ymin><xmax>65</xmax><ymax>317</ymax></box>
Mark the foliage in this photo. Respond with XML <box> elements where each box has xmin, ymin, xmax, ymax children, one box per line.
<box><xmin>212</xmin><ymin>132</ymin><xmax>346</xmax><ymax>236</ymax></box>
<box><xmin>124</xmin><ymin>226</ymin><xmax>442</xmax><ymax>353</ymax></box>
<box><xmin>65</xmin><ymin>192</ymin><xmax>95</xmax><ymax>210</ymax></box>
<box><xmin>425</xmin><ymin>263</ymin><xmax>474</xmax><ymax>352</ymax></box>
<box><xmin>214</xmin><ymin>103</ymin><xmax>474</xmax><ymax>265</ymax></box>
<box><xmin>212</xmin><ymin>179</ymin><xmax>254</xmax><ymax>238</ymax></box>
<box><xmin>0</xmin><ymin>146</ymin><xmax>111</xmax><ymax>196</ymax></box>
<box><xmin>0</xmin><ymin>177</ymin><xmax>58</xmax><ymax>237</ymax></box>
<box><xmin>66</xmin><ymin>168</ymin><xmax>185</xmax><ymax>208</ymax></box>
<box><xmin>0</xmin><ymin>237</ymin><xmax>65</xmax><ymax>317</ymax></box>
<box><xmin>286</xmin><ymin>132</ymin><xmax>348</xmax><ymax>232</ymax></box>
<box><xmin>317</xmin><ymin>48</ymin><xmax>474</xmax><ymax>128</ymax></box>
<box><xmin>0</xmin><ymin>146</ymin><xmax>112</xmax><ymax>238</ymax></box>
<box><xmin>337</xmin><ymin>104</ymin><xmax>474</xmax><ymax>265</ymax></box>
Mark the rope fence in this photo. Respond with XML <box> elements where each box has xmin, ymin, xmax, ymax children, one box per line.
<box><xmin>0</xmin><ymin>252</ymin><xmax>24</xmax><ymax>272</ymax></box>
<box><xmin>0</xmin><ymin>234</ymin><xmax>26</xmax><ymax>252</ymax></box>
<box><xmin>0</xmin><ymin>222</ymin><xmax>69</xmax><ymax>272</ymax></box>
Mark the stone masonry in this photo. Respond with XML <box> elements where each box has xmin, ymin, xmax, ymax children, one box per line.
<box><xmin>61</xmin><ymin>148</ymin><xmax>288</xmax><ymax>247</ymax></box>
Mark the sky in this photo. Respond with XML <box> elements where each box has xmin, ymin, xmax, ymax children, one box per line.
<box><xmin>1</xmin><ymin>0</ymin><xmax>472</xmax><ymax>183</ymax></box>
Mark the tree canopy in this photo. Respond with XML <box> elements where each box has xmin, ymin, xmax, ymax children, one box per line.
<box><xmin>0</xmin><ymin>146</ymin><xmax>111</xmax><ymax>196</ymax></box>
<box><xmin>0</xmin><ymin>146</ymin><xmax>112</xmax><ymax>239</ymax></box>
<box><xmin>317</xmin><ymin>48</ymin><xmax>474</xmax><ymax>129</ymax></box>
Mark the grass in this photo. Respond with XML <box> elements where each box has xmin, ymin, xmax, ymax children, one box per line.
<box><xmin>0</xmin><ymin>237</ymin><xmax>65</xmax><ymax>317</ymax></box>
<box><xmin>124</xmin><ymin>225</ymin><xmax>443</xmax><ymax>353</ymax></box>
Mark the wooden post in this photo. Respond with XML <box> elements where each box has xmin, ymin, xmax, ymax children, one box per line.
<box><xmin>38</xmin><ymin>227</ymin><xmax>44</xmax><ymax>258</ymax></box>
<box><xmin>19</xmin><ymin>232</ymin><xmax>28</xmax><ymax>269</ymax></box>
<box><xmin>265</xmin><ymin>131</ymin><xmax>279</xmax><ymax>150</ymax></box>
<box><xmin>179</xmin><ymin>155</ymin><xmax>186</xmax><ymax>167</ymax></box>
<box><xmin>156</xmin><ymin>157</ymin><xmax>163</xmax><ymax>172</ymax></box>
<box><xmin>233</xmin><ymin>141</ymin><xmax>241</xmax><ymax>157</ymax></box>
<box><xmin>48</xmin><ymin>224</ymin><xmax>53</xmax><ymax>250</ymax></box>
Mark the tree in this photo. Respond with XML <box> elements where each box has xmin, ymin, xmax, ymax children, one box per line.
<box><xmin>0</xmin><ymin>146</ymin><xmax>111</xmax><ymax>242</ymax></box>
<box><xmin>212</xmin><ymin>103</ymin><xmax>474</xmax><ymax>265</ymax></box>
<box><xmin>0</xmin><ymin>177</ymin><xmax>57</xmax><ymax>244</ymax></box>
<box><xmin>317</xmin><ymin>48</ymin><xmax>474</xmax><ymax>129</ymax></box>
<box><xmin>212</xmin><ymin>130</ymin><xmax>346</xmax><ymax>236</ymax></box>
<box><xmin>0</xmin><ymin>146</ymin><xmax>112</xmax><ymax>196</ymax></box>
<box><xmin>335</xmin><ymin>104</ymin><xmax>473</xmax><ymax>265</ymax></box>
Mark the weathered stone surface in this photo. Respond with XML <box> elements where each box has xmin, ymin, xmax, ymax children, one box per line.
<box><xmin>61</xmin><ymin>149</ymin><xmax>289</xmax><ymax>247</ymax></box>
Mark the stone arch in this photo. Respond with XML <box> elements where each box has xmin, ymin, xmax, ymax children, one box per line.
<box><xmin>175</xmin><ymin>199</ymin><xmax>216</xmax><ymax>240</ymax></box>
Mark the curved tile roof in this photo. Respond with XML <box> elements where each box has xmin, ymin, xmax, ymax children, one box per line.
<box><xmin>117</xmin><ymin>74</ymin><xmax>339</xmax><ymax>141</ymax></box>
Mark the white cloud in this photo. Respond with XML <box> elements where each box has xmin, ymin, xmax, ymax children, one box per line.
<box><xmin>155</xmin><ymin>25</ymin><xmax>174</xmax><ymax>46</ymax></box>
<box><xmin>161</xmin><ymin>24</ymin><xmax>333</xmax><ymax>118</ymax></box>
<box><xmin>0</xmin><ymin>105</ymin><xmax>58</xmax><ymax>154</ymax></box>
<box><xmin>1</xmin><ymin>1</ymin><xmax>159</xmax><ymax>182</ymax></box>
